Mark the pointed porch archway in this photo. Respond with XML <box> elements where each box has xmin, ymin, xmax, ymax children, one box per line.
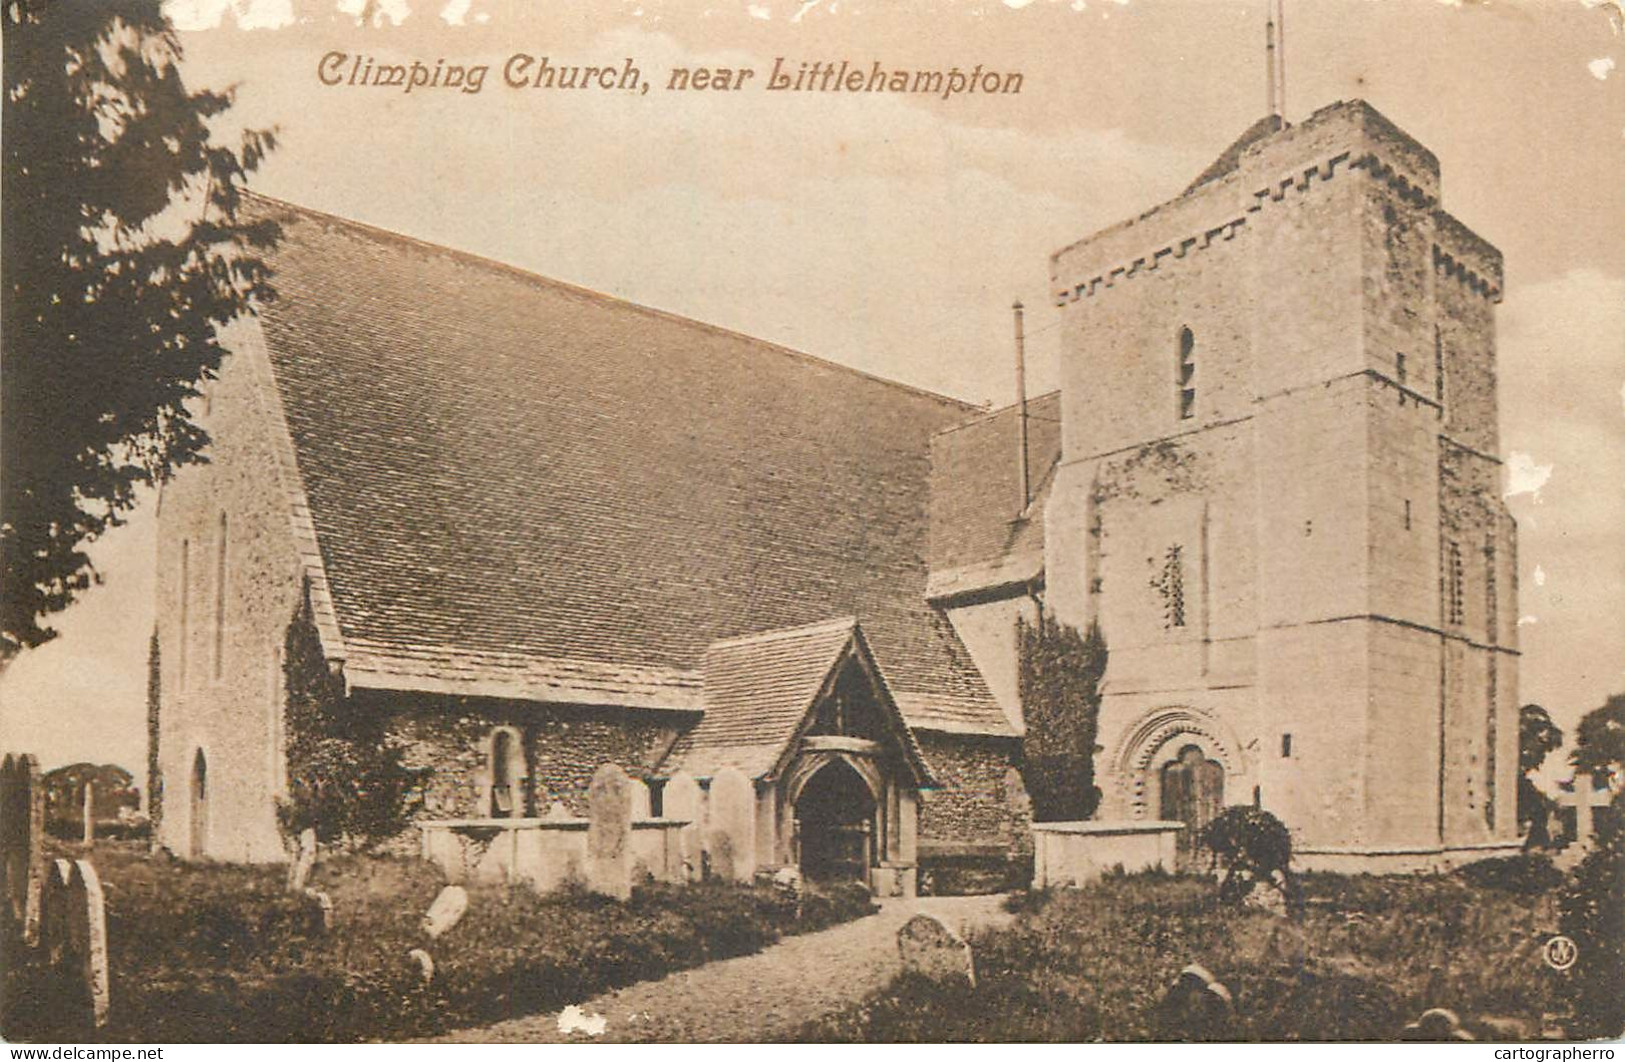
<box><xmin>671</xmin><ymin>616</ymin><xmax>935</xmax><ymax>896</ymax></box>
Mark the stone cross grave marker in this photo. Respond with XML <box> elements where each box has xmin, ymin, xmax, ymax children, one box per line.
<box><xmin>662</xmin><ymin>771</ymin><xmax>702</xmax><ymax>883</ymax></box>
<box><xmin>587</xmin><ymin>763</ymin><xmax>634</xmax><ymax>900</ymax></box>
<box><xmin>897</xmin><ymin>912</ymin><xmax>976</xmax><ymax>987</ymax></box>
<box><xmin>706</xmin><ymin>767</ymin><xmax>755</xmax><ymax>884</ymax></box>
<box><xmin>2</xmin><ymin>753</ymin><xmax>46</xmax><ymax>944</ymax></box>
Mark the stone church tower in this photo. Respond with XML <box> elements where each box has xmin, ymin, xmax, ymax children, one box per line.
<box><xmin>1042</xmin><ymin>101</ymin><xmax>1520</xmax><ymax>870</ymax></box>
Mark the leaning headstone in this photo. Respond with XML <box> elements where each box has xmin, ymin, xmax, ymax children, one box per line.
<box><xmin>1155</xmin><ymin>963</ymin><xmax>1235</xmax><ymax>1042</ymax></box>
<box><xmin>586</xmin><ymin>763</ymin><xmax>634</xmax><ymax>900</ymax></box>
<box><xmin>42</xmin><ymin>859</ymin><xmax>75</xmax><ymax>967</ymax></box>
<box><xmin>1401</xmin><ymin>1007</ymin><xmax>1475</xmax><ymax>1042</ymax></box>
<box><xmin>422</xmin><ymin>884</ymin><xmax>469</xmax><ymax>939</ymax></box>
<box><xmin>2</xmin><ymin>754</ymin><xmax>47</xmax><ymax>944</ymax></box>
<box><xmin>897</xmin><ymin>912</ymin><xmax>975</xmax><ymax>987</ymax></box>
<box><xmin>41</xmin><ymin>858</ymin><xmax>110</xmax><ymax>1028</ymax></box>
<box><xmin>706</xmin><ymin>767</ymin><xmax>755</xmax><ymax>884</ymax></box>
<box><xmin>287</xmin><ymin>827</ymin><xmax>317</xmax><ymax>893</ymax></box>
<box><xmin>662</xmin><ymin>771</ymin><xmax>702</xmax><ymax>882</ymax></box>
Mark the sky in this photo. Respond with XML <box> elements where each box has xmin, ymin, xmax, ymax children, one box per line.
<box><xmin>2</xmin><ymin>0</ymin><xmax>1622</xmax><ymax>782</ymax></box>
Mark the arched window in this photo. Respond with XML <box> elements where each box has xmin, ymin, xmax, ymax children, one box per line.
<box><xmin>1177</xmin><ymin>327</ymin><xmax>1196</xmax><ymax>420</ymax></box>
<box><xmin>485</xmin><ymin>726</ymin><xmax>526</xmax><ymax>818</ymax></box>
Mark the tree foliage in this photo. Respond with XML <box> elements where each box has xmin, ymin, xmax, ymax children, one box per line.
<box><xmin>2</xmin><ymin>0</ymin><xmax>278</xmax><ymax>657</ymax></box>
<box><xmin>1518</xmin><ymin>703</ymin><xmax>1564</xmax><ymax>846</ymax></box>
<box><xmin>1017</xmin><ymin>613</ymin><xmax>1105</xmax><ymax>822</ymax></box>
<box><xmin>1571</xmin><ymin>693</ymin><xmax>1625</xmax><ymax>790</ymax></box>
<box><xmin>1559</xmin><ymin>814</ymin><xmax>1625</xmax><ymax>1038</ymax></box>
<box><xmin>1520</xmin><ymin>703</ymin><xmax>1564</xmax><ymax>775</ymax></box>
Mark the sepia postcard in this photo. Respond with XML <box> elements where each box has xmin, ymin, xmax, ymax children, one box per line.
<box><xmin>2</xmin><ymin>0</ymin><xmax>1623</xmax><ymax>1048</ymax></box>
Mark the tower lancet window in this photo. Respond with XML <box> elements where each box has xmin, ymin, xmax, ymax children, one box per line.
<box><xmin>1177</xmin><ymin>326</ymin><xmax>1196</xmax><ymax>421</ymax></box>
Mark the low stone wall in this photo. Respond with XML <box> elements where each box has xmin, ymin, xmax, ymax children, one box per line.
<box><xmin>419</xmin><ymin>816</ymin><xmax>689</xmax><ymax>892</ymax></box>
<box><xmin>1032</xmin><ymin>820</ymin><xmax>1183</xmax><ymax>889</ymax></box>
<box><xmin>1295</xmin><ymin>840</ymin><xmax>1523</xmax><ymax>875</ymax></box>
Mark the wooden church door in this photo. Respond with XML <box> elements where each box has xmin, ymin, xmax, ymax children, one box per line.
<box><xmin>1160</xmin><ymin>744</ymin><xmax>1223</xmax><ymax>872</ymax></box>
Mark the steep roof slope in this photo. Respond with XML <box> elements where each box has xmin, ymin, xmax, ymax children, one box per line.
<box><xmin>671</xmin><ymin>617</ymin><xmax>936</xmax><ymax>780</ymax></box>
<box><xmin>926</xmin><ymin>391</ymin><xmax>1061</xmax><ymax>598</ymax></box>
<box><xmin>247</xmin><ymin>196</ymin><xmax>1008</xmax><ymax>733</ymax></box>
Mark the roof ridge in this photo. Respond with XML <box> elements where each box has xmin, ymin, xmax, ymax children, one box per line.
<box><xmin>243</xmin><ymin>190</ymin><xmax>981</xmax><ymax>414</ymax></box>
<box><xmin>705</xmin><ymin>615</ymin><xmax>858</xmax><ymax>651</ymax></box>
<box><xmin>932</xmin><ymin>389</ymin><xmax>1063</xmax><ymax>438</ymax></box>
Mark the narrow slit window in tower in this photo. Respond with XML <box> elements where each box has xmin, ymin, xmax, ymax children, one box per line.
<box><xmin>1177</xmin><ymin>327</ymin><xmax>1196</xmax><ymax>420</ymax></box>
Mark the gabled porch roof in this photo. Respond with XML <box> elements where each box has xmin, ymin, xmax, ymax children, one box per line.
<box><xmin>666</xmin><ymin>617</ymin><xmax>936</xmax><ymax>787</ymax></box>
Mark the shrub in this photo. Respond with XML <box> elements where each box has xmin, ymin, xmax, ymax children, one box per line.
<box><xmin>1456</xmin><ymin>853</ymin><xmax>1564</xmax><ymax>895</ymax></box>
<box><xmin>1558</xmin><ymin>814</ymin><xmax>1625</xmax><ymax>1039</ymax></box>
<box><xmin>1199</xmin><ymin>807</ymin><xmax>1292</xmax><ymax>904</ymax></box>
<box><xmin>278</xmin><ymin>593</ymin><xmax>418</xmax><ymax>849</ymax></box>
<box><xmin>1018</xmin><ymin>616</ymin><xmax>1106</xmax><ymax>822</ymax></box>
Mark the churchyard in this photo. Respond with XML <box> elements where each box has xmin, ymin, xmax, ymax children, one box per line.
<box><xmin>801</xmin><ymin>863</ymin><xmax>1608</xmax><ymax>1042</ymax></box>
<box><xmin>2</xmin><ymin>838</ymin><xmax>876</xmax><ymax>1042</ymax></box>
<box><xmin>5</xmin><ymin>749</ymin><xmax>1619</xmax><ymax>1042</ymax></box>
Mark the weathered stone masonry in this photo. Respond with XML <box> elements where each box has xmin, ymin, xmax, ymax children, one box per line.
<box><xmin>1037</xmin><ymin>100</ymin><xmax>1519</xmax><ymax>867</ymax></box>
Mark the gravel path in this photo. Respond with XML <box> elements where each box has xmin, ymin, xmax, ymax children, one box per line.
<box><xmin>429</xmin><ymin>893</ymin><xmax>1012</xmax><ymax>1044</ymax></box>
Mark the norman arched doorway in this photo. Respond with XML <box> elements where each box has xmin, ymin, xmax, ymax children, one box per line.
<box><xmin>189</xmin><ymin>748</ymin><xmax>209</xmax><ymax>860</ymax></box>
<box><xmin>794</xmin><ymin>759</ymin><xmax>876</xmax><ymax>885</ymax></box>
<box><xmin>1159</xmin><ymin>744</ymin><xmax>1223</xmax><ymax>871</ymax></box>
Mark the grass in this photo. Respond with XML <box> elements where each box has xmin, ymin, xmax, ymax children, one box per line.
<box><xmin>3</xmin><ymin>840</ymin><xmax>876</xmax><ymax>1043</ymax></box>
<box><xmin>798</xmin><ymin>867</ymin><xmax>1573</xmax><ymax>1042</ymax></box>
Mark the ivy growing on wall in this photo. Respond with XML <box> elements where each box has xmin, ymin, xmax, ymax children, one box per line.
<box><xmin>146</xmin><ymin>629</ymin><xmax>162</xmax><ymax>830</ymax></box>
<box><xmin>1017</xmin><ymin>613</ymin><xmax>1106</xmax><ymax>822</ymax></box>
<box><xmin>278</xmin><ymin>588</ymin><xmax>418</xmax><ymax>848</ymax></box>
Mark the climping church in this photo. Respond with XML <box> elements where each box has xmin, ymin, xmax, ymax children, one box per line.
<box><xmin>149</xmin><ymin>97</ymin><xmax>1521</xmax><ymax>887</ymax></box>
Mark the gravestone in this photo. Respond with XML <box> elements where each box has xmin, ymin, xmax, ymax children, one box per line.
<box><xmin>629</xmin><ymin>779</ymin><xmax>652</xmax><ymax>820</ymax></box>
<box><xmin>586</xmin><ymin>763</ymin><xmax>634</xmax><ymax>900</ymax></box>
<box><xmin>287</xmin><ymin>827</ymin><xmax>317</xmax><ymax>893</ymax></box>
<box><xmin>41</xmin><ymin>858</ymin><xmax>110</xmax><ymax>1028</ymax></box>
<box><xmin>81</xmin><ymin>783</ymin><xmax>94</xmax><ymax>846</ymax></box>
<box><xmin>706</xmin><ymin>768</ymin><xmax>755</xmax><ymax>884</ymax></box>
<box><xmin>662</xmin><ymin>771</ymin><xmax>702</xmax><ymax>883</ymax></box>
<box><xmin>1401</xmin><ymin>1007</ymin><xmax>1475</xmax><ymax>1042</ymax></box>
<box><xmin>545</xmin><ymin>801</ymin><xmax>573</xmax><ymax>822</ymax></box>
<box><xmin>407</xmin><ymin>947</ymin><xmax>435</xmax><ymax>984</ymax></box>
<box><xmin>1155</xmin><ymin>963</ymin><xmax>1235</xmax><ymax>1042</ymax></box>
<box><xmin>304</xmin><ymin>888</ymin><xmax>334</xmax><ymax>933</ymax></box>
<box><xmin>422</xmin><ymin>885</ymin><xmax>469</xmax><ymax>939</ymax></box>
<box><xmin>2</xmin><ymin>753</ymin><xmax>46</xmax><ymax>944</ymax></box>
<box><xmin>897</xmin><ymin>912</ymin><xmax>975</xmax><ymax>987</ymax></box>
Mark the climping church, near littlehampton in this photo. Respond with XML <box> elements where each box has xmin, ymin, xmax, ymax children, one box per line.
<box><xmin>149</xmin><ymin>96</ymin><xmax>1523</xmax><ymax>890</ymax></box>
